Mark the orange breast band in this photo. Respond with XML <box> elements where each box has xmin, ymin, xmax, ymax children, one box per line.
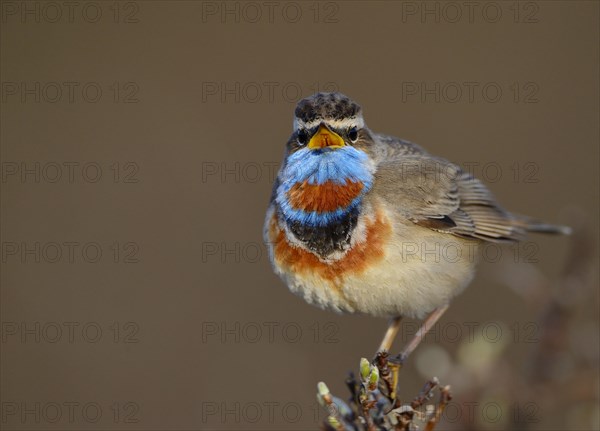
<box><xmin>286</xmin><ymin>179</ymin><xmax>364</xmax><ymax>213</ymax></box>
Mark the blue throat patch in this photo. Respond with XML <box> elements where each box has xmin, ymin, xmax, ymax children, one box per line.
<box><xmin>276</xmin><ymin>147</ymin><xmax>374</xmax><ymax>227</ymax></box>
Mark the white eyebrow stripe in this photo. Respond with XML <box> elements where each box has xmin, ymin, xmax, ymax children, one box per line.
<box><xmin>294</xmin><ymin>117</ymin><xmax>365</xmax><ymax>131</ymax></box>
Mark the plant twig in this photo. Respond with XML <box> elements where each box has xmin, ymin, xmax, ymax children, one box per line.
<box><xmin>374</xmin><ymin>351</ymin><xmax>398</xmax><ymax>401</ymax></box>
<box><xmin>411</xmin><ymin>377</ymin><xmax>440</xmax><ymax>410</ymax></box>
<box><xmin>424</xmin><ymin>385</ymin><xmax>452</xmax><ymax>431</ymax></box>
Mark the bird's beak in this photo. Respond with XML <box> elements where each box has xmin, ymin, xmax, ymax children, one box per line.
<box><xmin>308</xmin><ymin>124</ymin><xmax>345</xmax><ymax>150</ymax></box>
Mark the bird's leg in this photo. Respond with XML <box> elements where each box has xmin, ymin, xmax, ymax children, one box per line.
<box><xmin>391</xmin><ymin>304</ymin><xmax>449</xmax><ymax>365</ymax></box>
<box><xmin>374</xmin><ymin>306</ymin><xmax>449</xmax><ymax>402</ymax></box>
<box><xmin>377</xmin><ymin>316</ymin><xmax>403</xmax><ymax>354</ymax></box>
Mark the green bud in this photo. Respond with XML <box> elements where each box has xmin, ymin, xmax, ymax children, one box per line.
<box><xmin>360</xmin><ymin>358</ymin><xmax>371</xmax><ymax>380</ymax></box>
<box><xmin>317</xmin><ymin>381</ymin><xmax>333</xmax><ymax>406</ymax></box>
<box><xmin>368</xmin><ymin>365</ymin><xmax>379</xmax><ymax>389</ymax></box>
<box><xmin>317</xmin><ymin>381</ymin><xmax>330</xmax><ymax>397</ymax></box>
<box><xmin>327</xmin><ymin>415</ymin><xmax>341</xmax><ymax>429</ymax></box>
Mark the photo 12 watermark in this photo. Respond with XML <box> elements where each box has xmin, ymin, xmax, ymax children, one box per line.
<box><xmin>397</xmin><ymin>1</ymin><xmax>540</xmax><ymax>24</ymax></box>
<box><xmin>1</xmin><ymin>241</ymin><xmax>140</xmax><ymax>264</ymax></box>
<box><xmin>399</xmin><ymin>320</ymin><xmax>540</xmax><ymax>345</ymax></box>
<box><xmin>1</xmin><ymin>161</ymin><xmax>140</xmax><ymax>184</ymax></box>
<box><xmin>1</xmin><ymin>400</ymin><xmax>140</xmax><ymax>425</ymax></box>
<box><xmin>201</xmin><ymin>81</ymin><xmax>339</xmax><ymax>103</ymax></box>
<box><xmin>200</xmin><ymin>1</ymin><xmax>340</xmax><ymax>24</ymax></box>
<box><xmin>1</xmin><ymin>321</ymin><xmax>141</xmax><ymax>344</ymax></box>
<box><xmin>1</xmin><ymin>81</ymin><xmax>140</xmax><ymax>104</ymax></box>
<box><xmin>400</xmin><ymin>81</ymin><xmax>540</xmax><ymax>104</ymax></box>
<box><xmin>201</xmin><ymin>320</ymin><xmax>340</xmax><ymax>344</ymax></box>
<box><xmin>1</xmin><ymin>1</ymin><xmax>141</xmax><ymax>24</ymax></box>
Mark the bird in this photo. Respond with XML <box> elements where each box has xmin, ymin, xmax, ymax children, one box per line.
<box><xmin>263</xmin><ymin>92</ymin><xmax>569</xmax><ymax>352</ymax></box>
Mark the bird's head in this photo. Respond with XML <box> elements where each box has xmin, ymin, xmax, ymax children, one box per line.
<box><xmin>289</xmin><ymin>92</ymin><xmax>368</xmax><ymax>154</ymax></box>
<box><xmin>275</xmin><ymin>93</ymin><xmax>376</xmax><ymax>227</ymax></box>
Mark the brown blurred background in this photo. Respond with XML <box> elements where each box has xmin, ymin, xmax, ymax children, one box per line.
<box><xmin>1</xmin><ymin>1</ymin><xmax>598</xmax><ymax>430</ymax></box>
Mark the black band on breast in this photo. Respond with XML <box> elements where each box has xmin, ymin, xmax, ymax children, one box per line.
<box><xmin>286</xmin><ymin>207</ymin><xmax>359</xmax><ymax>258</ymax></box>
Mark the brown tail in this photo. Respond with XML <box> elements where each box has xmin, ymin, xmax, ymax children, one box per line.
<box><xmin>518</xmin><ymin>218</ymin><xmax>572</xmax><ymax>236</ymax></box>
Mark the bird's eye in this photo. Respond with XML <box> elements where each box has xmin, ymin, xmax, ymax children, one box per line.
<box><xmin>348</xmin><ymin>127</ymin><xmax>359</xmax><ymax>143</ymax></box>
<box><xmin>297</xmin><ymin>129</ymin><xmax>308</xmax><ymax>145</ymax></box>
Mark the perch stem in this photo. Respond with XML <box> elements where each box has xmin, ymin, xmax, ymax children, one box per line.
<box><xmin>393</xmin><ymin>304</ymin><xmax>449</xmax><ymax>364</ymax></box>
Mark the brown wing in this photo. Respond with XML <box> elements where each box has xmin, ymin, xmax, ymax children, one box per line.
<box><xmin>372</xmin><ymin>149</ymin><xmax>527</xmax><ymax>242</ymax></box>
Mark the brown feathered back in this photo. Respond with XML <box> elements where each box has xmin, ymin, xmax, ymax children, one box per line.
<box><xmin>370</xmin><ymin>133</ymin><xmax>569</xmax><ymax>242</ymax></box>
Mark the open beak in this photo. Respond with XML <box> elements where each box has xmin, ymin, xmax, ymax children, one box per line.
<box><xmin>308</xmin><ymin>124</ymin><xmax>345</xmax><ymax>150</ymax></box>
